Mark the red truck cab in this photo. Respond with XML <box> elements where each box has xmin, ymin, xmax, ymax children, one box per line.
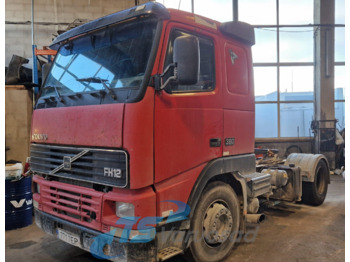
<box><xmin>30</xmin><ymin>3</ymin><xmax>329</xmax><ymax>262</ymax></box>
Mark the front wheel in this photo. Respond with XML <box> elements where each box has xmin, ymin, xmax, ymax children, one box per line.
<box><xmin>302</xmin><ymin>160</ymin><xmax>329</xmax><ymax>206</ymax></box>
<box><xmin>188</xmin><ymin>181</ymin><xmax>240</xmax><ymax>262</ymax></box>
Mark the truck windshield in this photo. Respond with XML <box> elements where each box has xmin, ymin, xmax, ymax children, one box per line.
<box><xmin>40</xmin><ymin>17</ymin><xmax>157</xmax><ymax>101</ymax></box>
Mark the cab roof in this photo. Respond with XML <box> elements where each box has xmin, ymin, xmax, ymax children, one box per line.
<box><xmin>50</xmin><ymin>2</ymin><xmax>170</xmax><ymax>49</ymax></box>
<box><xmin>50</xmin><ymin>2</ymin><xmax>254</xmax><ymax>49</ymax></box>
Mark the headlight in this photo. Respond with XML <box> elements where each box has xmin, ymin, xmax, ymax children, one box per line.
<box><xmin>116</xmin><ymin>202</ymin><xmax>134</xmax><ymax>218</ymax></box>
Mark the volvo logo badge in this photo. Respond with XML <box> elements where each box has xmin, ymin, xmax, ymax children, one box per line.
<box><xmin>50</xmin><ymin>149</ymin><xmax>89</xmax><ymax>175</ymax></box>
<box><xmin>63</xmin><ymin>156</ymin><xmax>72</xmax><ymax>170</ymax></box>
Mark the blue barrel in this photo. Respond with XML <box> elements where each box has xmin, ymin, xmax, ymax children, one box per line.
<box><xmin>5</xmin><ymin>176</ymin><xmax>33</xmax><ymax>230</ymax></box>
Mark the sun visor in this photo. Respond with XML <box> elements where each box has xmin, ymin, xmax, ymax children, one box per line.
<box><xmin>219</xmin><ymin>21</ymin><xmax>255</xmax><ymax>46</ymax></box>
<box><xmin>50</xmin><ymin>2</ymin><xmax>170</xmax><ymax>50</ymax></box>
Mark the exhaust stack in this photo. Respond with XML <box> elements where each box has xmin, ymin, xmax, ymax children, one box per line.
<box><xmin>245</xmin><ymin>214</ymin><xmax>265</xmax><ymax>224</ymax></box>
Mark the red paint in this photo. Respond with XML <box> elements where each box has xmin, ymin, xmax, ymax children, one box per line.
<box><xmin>223</xmin><ymin>110</ymin><xmax>255</xmax><ymax>155</ymax></box>
<box><xmin>155</xmin><ymin>106</ymin><xmax>222</xmax><ymax>182</ymax></box>
<box><xmin>31</xmin><ymin>7</ymin><xmax>256</xmax><ymax>236</ymax></box>
<box><xmin>154</xmin><ymin>163</ymin><xmax>206</xmax><ymax>217</ymax></box>
<box><xmin>31</xmin><ymin>104</ymin><xmax>124</xmax><ymax>148</ymax></box>
<box><xmin>123</xmin><ymin>88</ymin><xmax>155</xmax><ymax>189</ymax></box>
<box><xmin>34</xmin><ymin>175</ymin><xmax>156</xmax><ymax>231</ymax></box>
<box><xmin>154</xmin><ymin>21</ymin><xmax>223</xmax><ymax>183</ymax></box>
<box><xmin>222</xmin><ymin>41</ymin><xmax>255</xmax><ymax>112</ymax></box>
<box><xmin>221</xmin><ymin>40</ymin><xmax>255</xmax><ymax>156</ymax></box>
<box><xmin>33</xmin><ymin>175</ymin><xmax>103</xmax><ymax>231</ymax></box>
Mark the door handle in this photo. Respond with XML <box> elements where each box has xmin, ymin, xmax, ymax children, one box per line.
<box><xmin>210</xmin><ymin>138</ymin><xmax>221</xmax><ymax>147</ymax></box>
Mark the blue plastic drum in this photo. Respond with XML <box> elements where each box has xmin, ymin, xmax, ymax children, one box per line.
<box><xmin>5</xmin><ymin>176</ymin><xmax>33</xmax><ymax>230</ymax></box>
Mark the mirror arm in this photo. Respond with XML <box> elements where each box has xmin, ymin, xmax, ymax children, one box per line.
<box><xmin>159</xmin><ymin>63</ymin><xmax>178</xmax><ymax>90</ymax></box>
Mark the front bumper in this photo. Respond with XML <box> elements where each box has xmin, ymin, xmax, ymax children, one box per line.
<box><xmin>34</xmin><ymin>209</ymin><xmax>156</xmax><ymax>262</ymax></box>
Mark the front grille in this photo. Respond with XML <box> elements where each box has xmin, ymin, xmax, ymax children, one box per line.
<box><xmin>35</xmin><ymin>176</ymin><xmax>103</xmax><ymax>229</ymax></box>
<box><xmin>30</xmin><ymin>144</ymin><xmax>128</xmax><ymax>188</ymax></box>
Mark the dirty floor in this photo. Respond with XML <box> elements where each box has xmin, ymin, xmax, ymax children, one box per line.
<box><xmin>5</xmin><ymin>175</ymin><xmax>345</xmax><ymax>262</ymax></box>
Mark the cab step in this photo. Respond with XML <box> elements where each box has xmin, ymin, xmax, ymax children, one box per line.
<box><xmin>157</xmin><ymin>247</ymin><xmax>183</xmax><ymax>261</ymax></box>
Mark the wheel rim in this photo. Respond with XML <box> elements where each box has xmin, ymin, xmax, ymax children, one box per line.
<box><xmin>202</xmin><ymin>200</ymin><xmax>233</xmax><ymax>247</ymax></box>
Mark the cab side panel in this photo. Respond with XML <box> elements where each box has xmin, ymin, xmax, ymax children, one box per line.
<box><xmin>222</xmin><ymin>41</ymin><xmax>255</xmax><ymax>155</ymax></box>
<box><xmin>154</xmin><ymin>22</ymin><xmax>223</xmax><ymax>184</ymax></box>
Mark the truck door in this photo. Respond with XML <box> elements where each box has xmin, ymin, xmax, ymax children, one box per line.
<box><xmin>154</xmin><ymin>24</ymin><xmax>223</xmax><ymax>183</ymax></box>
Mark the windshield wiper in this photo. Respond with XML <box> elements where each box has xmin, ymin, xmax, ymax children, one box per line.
<box><xmin>44</xmin><ymin>86</ymin><xmax>64</xmax><ymax>103</ymax></box>
<box><xmin>77</xmin><ymin>77</ymin><xmax>117</xmax><ymax>100</ymax></box>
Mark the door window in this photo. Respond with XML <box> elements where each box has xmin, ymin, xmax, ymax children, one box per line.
<box><xmin>164</xmin><ymin>30</ymin><xmax>215</xmax><ymax>92</ymax></box>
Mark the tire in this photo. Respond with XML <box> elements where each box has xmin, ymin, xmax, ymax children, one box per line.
<box><xmin>302</xmin><ymin>160</ymin><xmax>329</xmax><ymax>206</ymax></box>
<box><xmin>187</xmin><ymin>181</ymin><xmax>240</xmax><ymax>262</ymax></box>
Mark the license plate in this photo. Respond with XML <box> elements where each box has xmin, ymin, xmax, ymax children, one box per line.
<box><xmin>57</xmin><ymin>229</ymin><xmax>80</xmax><ymax>247</ymax></box>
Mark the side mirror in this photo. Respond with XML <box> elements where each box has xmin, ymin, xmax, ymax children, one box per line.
<box><xmin>173</xmin><ymin>35</ymin><xmax>200</xmax><ymax>85</ymax></box>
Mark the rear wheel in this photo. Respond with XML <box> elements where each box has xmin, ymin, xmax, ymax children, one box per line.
<box><xmin>188</xmin><ymin>182</ymin><xmax>240</xmax><ymax>262</ymax></box>
<box><xmin>302</xmin><ymin>160</ymin><xmax>329</xmax><ymax>206</ymax></box>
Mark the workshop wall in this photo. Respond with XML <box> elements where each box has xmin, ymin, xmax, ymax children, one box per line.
<box><xmin>5</xmin><ymin>87</ymin><xmax>33</xmax><ymax>165</ymax></box>
<box><xmin>5</xmin><ymin>0</ymin><xmax>150</xmax><ymax>66</ymax></box>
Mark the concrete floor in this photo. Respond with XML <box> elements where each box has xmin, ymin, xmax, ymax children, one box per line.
<box><xmin>6</xmin><ymin>175</ymin><xmax>345</xmax><ymax>262</ymax></box>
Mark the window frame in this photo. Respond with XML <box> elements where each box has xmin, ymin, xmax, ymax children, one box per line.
<box><xmin>163</xmin><ymin>28</ymin><xmax>216</xmax><ymax>94</ymax></box>
<box><xmin>247</xmin><ymin>0</ymin><xmax>345</xmax><ymax>139</ymax></box>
